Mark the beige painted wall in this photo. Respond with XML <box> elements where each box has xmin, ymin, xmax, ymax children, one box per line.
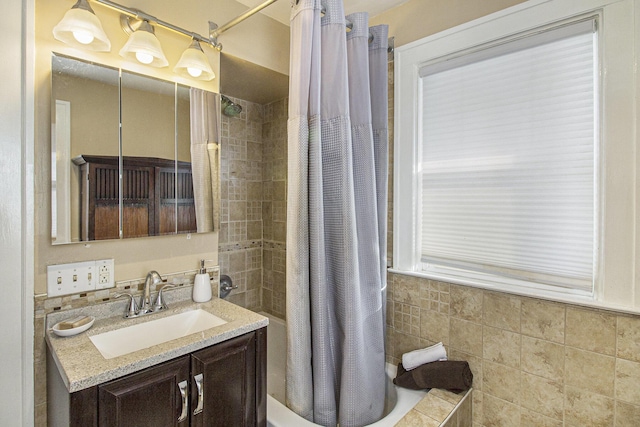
<box><xmin>370</xmin><ymin>0</ymin><xmax>526</xmax><ymax>46</ymax></box>
<box><xmin>35</xmin><ymin>0</ymin><xmax>289</xmax><ymax>294</ymax></box>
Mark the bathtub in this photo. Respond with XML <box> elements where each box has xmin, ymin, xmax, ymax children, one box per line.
<box><xmin>261</xmin><ymin>312</ymin><xmax>427</xmax><ymax>427</ymax></box>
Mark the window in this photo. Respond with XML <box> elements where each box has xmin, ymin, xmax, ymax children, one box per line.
<box><xmin>394</xmin><ymin>0</ymin><xmax>640</xmax><ymax>311</ymax></box>
<box><xmin>418</xmin><ymin>19</ymin><xmax>597</xmax><ymax>295</ymax></box>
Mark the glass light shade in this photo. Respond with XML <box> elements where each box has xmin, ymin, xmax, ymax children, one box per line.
<box><xmin>52</xmin><ymin>3</ymin><xmax>111</xmax><ymax>52</ymax></box>
<box><xmin>174</xmin><ymin>40</ymin><xmax>215</xmax><ymax>81</ymax></box>
<box><xmin>119</xmin><ymin>23</ymin><xmax>168</xmax><ymax>68</ymax></box>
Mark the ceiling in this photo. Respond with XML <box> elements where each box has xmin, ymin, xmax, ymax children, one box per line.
<box><xmin>235</xmin><ymin>0</ymin><xmax>409</xmax><ymax>26</ymax></box>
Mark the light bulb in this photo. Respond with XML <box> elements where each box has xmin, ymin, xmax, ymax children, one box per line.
<box><xmin>135</xmin><ymin>51</ymin><xmax>154</xmax><ymax>65</ymax></box>
<box><xmin>72</xmin><ymin>30</ymin><xmax>95</xmax><ymax>45</ymax></box>
<box><xmin>187</xmin><ymin>67</ymin><xmax>203</xmax><ymax>78</ymax></box>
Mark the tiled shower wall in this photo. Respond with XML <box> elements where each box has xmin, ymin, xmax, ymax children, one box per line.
<box><xmin>261</xmin><ymin>99</ymin><xmax>288</xmax><ymax>319</ymax></box>
<box><xmin>385</xmin><ymin>60</ymin><xmax>640</xmax><ymax>427</ymax></box>
<box><xmin>218</xmin><ymin>95</ymin><xmax>288</xmax><ymax>317</ymax></box>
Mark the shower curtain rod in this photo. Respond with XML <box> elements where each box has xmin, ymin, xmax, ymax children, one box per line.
<box><xmin>94</xmin><ymin>0</ymin><xmax>280</xmax><ymax>51</ymax></box>
<box><xmin>212</xmin><ymin>0</ymin><xmax>279</xmax><ymax>38</ymax></box>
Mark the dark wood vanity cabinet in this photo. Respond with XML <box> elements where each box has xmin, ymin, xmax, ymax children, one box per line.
<box><xmin>66</xmin><ymin>329</ymin><xmax>266</xmax><ymax>427</ymax></box>
<box><xmin>73</xmin><ymin>155</ymin><xmax>197</xmax><ymax>240</ymax></box>
<box><xmin>99</xmin><ymin>356</ymin><xmax>190</xmax><ymax>426</ymax></box>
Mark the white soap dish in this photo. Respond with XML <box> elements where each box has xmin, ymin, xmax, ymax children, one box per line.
<box><xmin>52</xmin><ymin>316</ymin><xmax>95</xmax><ymax>337</ymax></box>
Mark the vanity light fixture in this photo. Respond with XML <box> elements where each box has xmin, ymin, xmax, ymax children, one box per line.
<box><xmin>174</xmin><ymin>39</ymin><xmax>216</xmax><ymax>81</ymax></box>
<box><xmin>52</xmin><ymin>0</ymin><xmax>111</xmax><ymax>52</ymax></box>
<box><xmin>53</xmin><ymin>0</ymin><xmax>281</xmax><ymax>79</ymax></box>
<box><xmin>118</xmin><ymin>20</ymin><xmax>168</xmax><ymax>67</ymax></box>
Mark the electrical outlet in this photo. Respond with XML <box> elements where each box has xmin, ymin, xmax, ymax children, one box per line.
<box><xmin>96</xmin><ymin>259</ymin><xmax>115</xmax><ymax>289</ymax></box>
<box><xmin>47</xmin><ymin>259</ymin><xmax>115</xmax><ymax>297</ymax></box>
<box><xmin>47</xmin><ymin>261</ymin><xmax>96</xmax><ymax>297</ymax></box>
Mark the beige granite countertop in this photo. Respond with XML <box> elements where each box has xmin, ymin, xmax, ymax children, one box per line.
<box><xmin>46</xmin><ymin>296</ymin><xmax>268</xmax><ymax>393</ymax></box>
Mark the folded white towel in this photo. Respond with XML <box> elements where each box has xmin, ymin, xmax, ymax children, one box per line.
<box><xmin>402</xmin><ymin>342</ymin><xmax>447</xmax><ymax>371</ymax></box>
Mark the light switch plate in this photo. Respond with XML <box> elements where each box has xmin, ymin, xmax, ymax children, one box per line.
<box><xmin>47</xmin><ymin>261</ymin><xmax>96</xmax><ymax>297</ymax></box>
<box><xmin>47</xmin><ymin>259</ymin><xmax>115</xmax><ymax>297</ymax></box>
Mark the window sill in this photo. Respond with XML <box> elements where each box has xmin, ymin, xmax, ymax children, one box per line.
<box><xmin>388</xmin><ymin>267</ymin><xmax>640</xmax><ymax>316</ymax></box>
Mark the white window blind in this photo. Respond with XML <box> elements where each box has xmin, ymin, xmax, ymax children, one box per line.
<box><xmin>418</xmin><ymin>19</ymin><xmax>597</xmax><ymax>293</ymax></box>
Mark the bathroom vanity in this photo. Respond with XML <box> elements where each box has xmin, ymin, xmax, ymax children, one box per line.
<box><xmin>46</xmin><ymin>297</ymin><xmax>267</xmax><ymax>427</ymax></box>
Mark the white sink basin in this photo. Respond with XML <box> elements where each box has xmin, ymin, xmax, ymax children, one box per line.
<box><xmin>89</xmin><ymin>309</ymin><xmax>227</xmax><ymax>359</ymax></box>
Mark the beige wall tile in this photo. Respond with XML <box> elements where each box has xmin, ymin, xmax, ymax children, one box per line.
<box><xmin>483</xmin><ymin>393</ymin><xmax>521</xmax><ymax>427</ymax></box>
<box><xmin>483</xmin><ymin>361</ymin><xmax>521</xmax><ymax>405</ymax></box>
<box><xmin>483</xmin><ymin>292</ymin><xmax>521</xmax><ymax>332</ymax></box>
<box><xmin>521</xmin><ymin>336</ymin><xmax>564</xmax><ymax>381</ymax></box>
<box><xmin>520</xmin><ymin>298</ymin><xmax>565</xmax><ymax>344</ymax></box>
<box><xmin>565</xmin><ymin>347</ymin><xmax>615</xmax><ymax>397</ymax></box>
<box><xmin>615</xmin><ymin>358</ymin><xmax>640</xmax><ymax>406</ymax></box>
<box><xmin>35</xmin><ymin>402</ymin><xmax>46</xmax><ymax>427</ymax></box>
<box><xmin>229</xmin><ymin>201</ymin><xmax>248</xmax><ymax>221</ymax></box>
<box><xmin>617</xmin><ymin>315</ymin><xmax>640</xmax><ymax>363</ymax></box>
<box><xmin>565</xmin><ymin>307</ymin><xmax>616</xmax><ymax>355</ymax></box>
<box><xmin>420</xmin><ymin>308</ymin><xmax>450</xmax><ymax>345</ymax></box>
<box><xmin>520</xmin><ymin>372</ymin><xmax>563</xmax><ymax>420</ymax></box>
<box><xmin>415</xmin><ymin>393</ymin><xmax>455</xmax><ymax>423</ymax></box>
<box><xmin>520</xmin><ymin>408</ymin><xmax>563</xmax><ymax>427</ymax></box>
<box><xmin>34</xmin><ymin>317</ymin><xmax>46</xmax><ymax>365</ymax></box>
<box><xmin>247</xmin><ymin>220</ymin><xmax>262</xmax><ymax>240</ymax></box>
<box><xmin>396</xmin><ymin>409</ymin><xmax>440</xmax><ymax>427</ymax></box>
<box><xmin>450</xmin><ymin>285</ymin><xmax>483</xmax><ymax>323</ymax></box>
<box><xmin>395</xmin><ymin>302</ymin><xmax>420</xmax><ymax>336</ymax></box>
<box><xmin>615</xmin><ymin>401</ymin><xmax>640</xmax><ymax>427</ymax></box>
<box><xmin>34</xmin><ymin>361</ymin><xmax>47</xmax><ymax>406</ymax></box>
<box><xmin>393</xmin><ymin>274</ymin><xmax>422</xmax><ymax>305</ymax></box>
<box><xmin>442</xmin><ymin>411</ymin><xmax>458</xmax><ymax>427</ymax></box>
<box><xmin>229</xmin><ymin>251</ymin><xmax>247</xmax><ymax>272</ymax></box>
<box><xmin>472</xmin><ymin>390</ymin><xmax>483</xmax><ymax>425</ymax></box>
<box><xmin>564</xmin><ymin>386</ymin><xmax>614</xmax><ymax>427</ymax></box>
<box><xmin>483</xmin><ymin>326</ymin><xmax>521</xmax><ymax>368</ymax></box>
<box><xmin>450</xmin><ymin>317</ymin><xmax>483</xmax><ymax>357</ymax></box>
<box><xmin>450</xmin><ymin>350</ymin><xmax>482</xmax><ymax>392</ymax></box>
<box><xmin>226</xmin><ymin>291</ymin><xmax>246</xmax><ymax>307</ymax></box>
<box><xmin>429</xmin><ymin>388</ymin><xmax>465</xmax><ymax>405</ymax></box>
<box><xmin>458</xmin><ymin>393</ymin><xmax>472</xmax><ymax>427</ymax></box>
<box><xmin>393</xmin><ymin>331</ymin><xmax>427</xmax><ymax>360</ymax></box>
<box><xmin>272</xmin><ymin>221</ymin><xmax>286</xmax><ymax>242</ymax></box>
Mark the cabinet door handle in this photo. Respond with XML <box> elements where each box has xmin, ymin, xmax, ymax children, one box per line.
<box><xmin>178</xmin><ymin>380</ymin><xmax>188</xmax><ymax>422</ymax></box>
<box><xmin>193</xmin><ymin>373</ymin><xmax>204</xmax><ymax>415</ymax></box>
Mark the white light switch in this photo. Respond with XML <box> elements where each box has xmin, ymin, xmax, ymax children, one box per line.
<box><xmin>47</xmin><ymin>259</ymin><xmax>115</xmax><ymax>297</ymax></box>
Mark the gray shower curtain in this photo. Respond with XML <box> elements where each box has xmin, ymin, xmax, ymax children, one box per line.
<box><xmin>286</xmin><ymin>1</ymin><xmax>389</xmax><ymax>426</ymax></box>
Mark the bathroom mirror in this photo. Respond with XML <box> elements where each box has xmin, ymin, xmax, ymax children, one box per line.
<box><xmin>51</xmin><ymin>54</ymin><xmax>219</xmax><ymax>243</ymax></box>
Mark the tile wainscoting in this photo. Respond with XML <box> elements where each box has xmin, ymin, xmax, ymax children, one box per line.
<box><xmin>385</xmin><ymin>272</ymin><xmax>640</xmax><ymax>427</ymax></box>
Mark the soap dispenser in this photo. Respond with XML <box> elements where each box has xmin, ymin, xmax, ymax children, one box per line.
<box><xmin>192</xmin><ymin>260</ymin><xmax>212</xmax><ymax>302</ymax></box>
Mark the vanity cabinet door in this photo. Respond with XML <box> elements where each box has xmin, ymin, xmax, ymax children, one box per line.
<box><xmin>98</xmin><ymin>355</ymin><xmax>190</xmax><ymax>427</ymax></box>
<box><xmin>190</xmin><ymin>330</ymin><xmax>264</xmax><ymax>427</ymax></box>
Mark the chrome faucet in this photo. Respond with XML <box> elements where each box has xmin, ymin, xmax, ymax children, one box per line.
<box><xmin>140</xmin><ymin>270</ymin><xmax>163</xmax><ymax>314</ymax></box>
<box><xmin>115</xmin><ymin>271</ymin><xmax>174</xmax><ymax>318</ymax></box>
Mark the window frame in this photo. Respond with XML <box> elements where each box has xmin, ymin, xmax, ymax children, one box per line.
<box><xmin>392</xmin><ymin>0</ymin><xmax>640</xmax><ymax>313</ymax></box>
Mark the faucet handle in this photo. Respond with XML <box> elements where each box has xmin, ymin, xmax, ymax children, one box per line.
<box><xmin>114</xmin><ymin>293</ymin><xmax>139</xmax><ymax>318</ymax></box>
<box><xmin>152</xmin><ymin>284</ymin><xmax>175</xmax><ymax>312</ymax></box>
